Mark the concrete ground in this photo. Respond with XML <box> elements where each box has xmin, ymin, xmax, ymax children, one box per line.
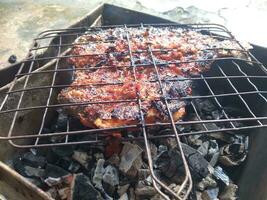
<box><xmin>0</xmin><ymin>0</ymin><xmax>267</xmax><ymax>68</ymax></box>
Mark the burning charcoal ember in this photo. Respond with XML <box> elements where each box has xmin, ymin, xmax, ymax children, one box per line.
<box><xmin>21</xmin><ymin>152</ymin><xmax>46</xmax><ymax>168</ymax></box>
<box><xmin>218</xmin><ymin>183</ymin><xmax>238</xmax><ymax>200</ymax></box>
<box><xmin>44</xmin><ymin>164</ymin><xmax>70</xmax><ymax>179</ymax></box>
<box><xmin>102</xmin><ymin>165</ymin><xmax>119</xmax><ymax>195</ymax></box>
<box><xmin>197</xmin><ymin>174</ymin><xmax>217</xmax><ymax>191</ymax></box>
<box><xmin>92</xmin><ymin>159</ymin><xmax>105</xmax><ymax>190</ymax></box>
<box><xmin>72</xmin><ymin>150</ymin><xmax>91</xmax><ymax>168</ymax></box>
<box><xmin>118</xmin><ymin>184</ymin><xmax>130</xmax><ymax>196</ymax></box>
<box><xmin>70</xmin><ymin>173</ymin><xmax>103</xmax><ymax>200</ymax></box>
<box><xmin>119</xmin><ymin>142</ymin><xmax>143</xmax><ymax>177</ymax></box>
<box><xmin>119</xmin><ymin>193</ymin><xmax>129</xmax><ymax>200</ymax></box>
<box><xmin>213</xmin><ymin>166</ymin><xmax>230</xmax><ymax>186</ymax></box>
<box><xmin>201</xmin><ymin>188</ymin><xmax>219</xmax><ymax>200</ymax></box>
<box><xmin>219</xmin><ymin>142</ymin><xmax>248</xmax><ymax>166</ymax></box>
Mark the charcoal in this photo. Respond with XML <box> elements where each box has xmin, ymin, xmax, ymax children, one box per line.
<box><xmin>198</xmin><ymin>140</ymin><xmax>219</xmax><ymax>165</ymax></box>
<box><xmin>58</xmin><ymin>187</ymin><xmax>70</xmax><ymax>200</ymax></box>
<box><xmin>92</xmin><ymin>159</ymin><xmax>105</xmax><ymax>190</ymax></box>
<box><xmin>213</xmin><ymin>166</ymin><xmax>230</xmax><ymax>186</ymax></box>
<box><xmin>24</xmin><ymin>166</ymin><xmax>45</xmax><ymax>178</ymax></box>
<box><xmin>72</xmin><ymin>150</ymin><xmax>91</xmax><ymax>168</ymax></box>
<box><xmin>201</xmin><ymin>188</ymin><xmax>219</xmax><ymax>200</ymax></box>
<box><xmin>118</xmin><ymin>184</ymin><xmax>130</xmax><ymax>196</ymax></box>
<box><xmin>68</xmin><ymin>161</ymin><xmax>81</xmax><ymax>173</ymax></box>
<box><xmin>13</xmin><ymin>157</ymin><xmax>45</xmax><ymax>178</ymax></box>
<box><xmin>94</xmin><ymin>152</ymin><xmax>104</xmax><ymax>161</ymax></box>
<box><xmin>70</xmin><ymin>173</ymin><xmax>103</xmax><ymax>200</ymax></box>
<box><xmin>51</xmin><ymin>110</ymin><xmax>68</xmax><ymax>132</ymax></box>
<box><xmin>103</xmin><ymin>165</ymin><xmax>119</xmax><ymax>195</ymax></box>
<box><xmin>219</xmin><ymin>142</ymin><xmax>248</xmax><ymax>166</ymax></box>
<box><xmin>135</xmin><ymin>181</ymin><xmax>157</xmax><ymax>197</ymax></box>
<box><xmin>44</xmin><ymin>164</ymin><xmax>70</xmax><ymax>179</ymax></box>
<box><xmin>107</xmin><ymin>154</ymin><xmax>120</xmax><ymax>166</ymax></box>
<box><xmin>52</xmin><ymin>146</ymin><xmax>74</xmax><ymax>157</ymax></box>
<box><xmin>209</xmin><ymin>152</ymin><xmax>220</xmax><ymax>167</ymax></box>
<box><xmin>119</xmin><ymin>142</ymin><xmax>143</xmax><ymax>177</ymax></box>
<box><xmin>46</xmin><ymin>187</ymin><xmax>58</xmax><ymax>199</ymax></box>
<box><xmin>219</xmin><ymin>183</ymin><xmax>238</xmax><ymax>200</ymax></box>
<box><xmin>26</xmin><ymin>177</ymin><xmax>45</xmax><ymax>188</ymax></box>
<box><xmin>197</xmin><ymin>174</ymin><xmax>217</xmax><ymax>191</ymax></box>
<box><xmin>129</xmin><ymin>187</ymin><xmax>136</xmax><ymax>200</ymax></box>
<box><xmin>119</xmin><ymin>193</ymin><xmax>129</xmax><ymax>200</ymax></box>
<box><xmin>44</xmin><ymin>177</ymin><xmax>62</xmax><ymax>187</ymax></box>
<box><xmin>155</xmin><ymin>143</ymin><xmax>212</xmax><ymax>183</ymax></box>
<box><xmin>22</xmin><ymin>152</ymin><xmax>46</xmax><ymax>168</ymax></box>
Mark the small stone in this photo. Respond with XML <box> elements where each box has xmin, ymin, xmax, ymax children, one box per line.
<box><xmin>72</xmin><ymin>151</ymin><xmax>90</xmax><ymax>168</ymax></box>
<box><xmin>8</xmin><ymin>54</ymin><xmax>17</xmax><ymax>63</ymax></box>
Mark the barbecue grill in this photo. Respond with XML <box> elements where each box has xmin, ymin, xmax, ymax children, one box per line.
<box><xmin>0</xmin><ymin>3</ymin><xmax>267</xmax><ymax>200</ymax></box>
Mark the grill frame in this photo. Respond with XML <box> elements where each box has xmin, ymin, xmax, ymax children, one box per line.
<box><xmin>0</xmin><ymin>22</ymin><xmax>267</xmax><ymax>200</ymax></box>
<box><xmin>0</xmin><ymin>23</ymin><xmax>266</xmax><ymax>147</ymax></box>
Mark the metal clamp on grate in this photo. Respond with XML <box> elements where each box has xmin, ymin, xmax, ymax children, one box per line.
<box><xmin>0</xmin><ymin>23</ymin><xmax>267</xmax><ymax>200</ymax></box>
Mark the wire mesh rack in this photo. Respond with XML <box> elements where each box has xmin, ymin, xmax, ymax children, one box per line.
<box><xmin>0</xmin><ymin>23</ymin><xmax>267</xmax><ymax>200</ymax></box>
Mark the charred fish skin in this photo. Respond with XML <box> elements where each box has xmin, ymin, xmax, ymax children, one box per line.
<box><xmin>58</xmin><ymin>26</ymin><xmax>251</xmax><ymax>128</ymax></box>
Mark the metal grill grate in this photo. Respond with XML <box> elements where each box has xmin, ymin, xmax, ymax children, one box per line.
<box><xmin>0</xmin><ymin>23</ymin><xmax>267</xmax><ymax>199</ymax></box>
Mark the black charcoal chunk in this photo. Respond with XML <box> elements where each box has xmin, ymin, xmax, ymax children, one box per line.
<box><xmin>71</xmin><ymin>173</ymin><xmax>103</xmax><ymax>200</ymax></box>
<box><xmin>103</xmin><ymin>165</ymin><xmax>119</xmax><ymax>196</ymax></box>
<box><xmin>22</xmin><ymin>152</ymin><xmax>46</xmax><ymax>168</ymax></box>
<box><xmin>154</xmin><ymin>143</ymin><xmax>212</xmax><ymax>183</ymax></box>
<box><xmin>44</xmin><ymin>164</ymin><xmax>70</xmax><ymax>179</ymax></box>
<box><xmin>213</xmin><ymin>166</ymin><xmax>230</xmax><ymax>186</ymax></box>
